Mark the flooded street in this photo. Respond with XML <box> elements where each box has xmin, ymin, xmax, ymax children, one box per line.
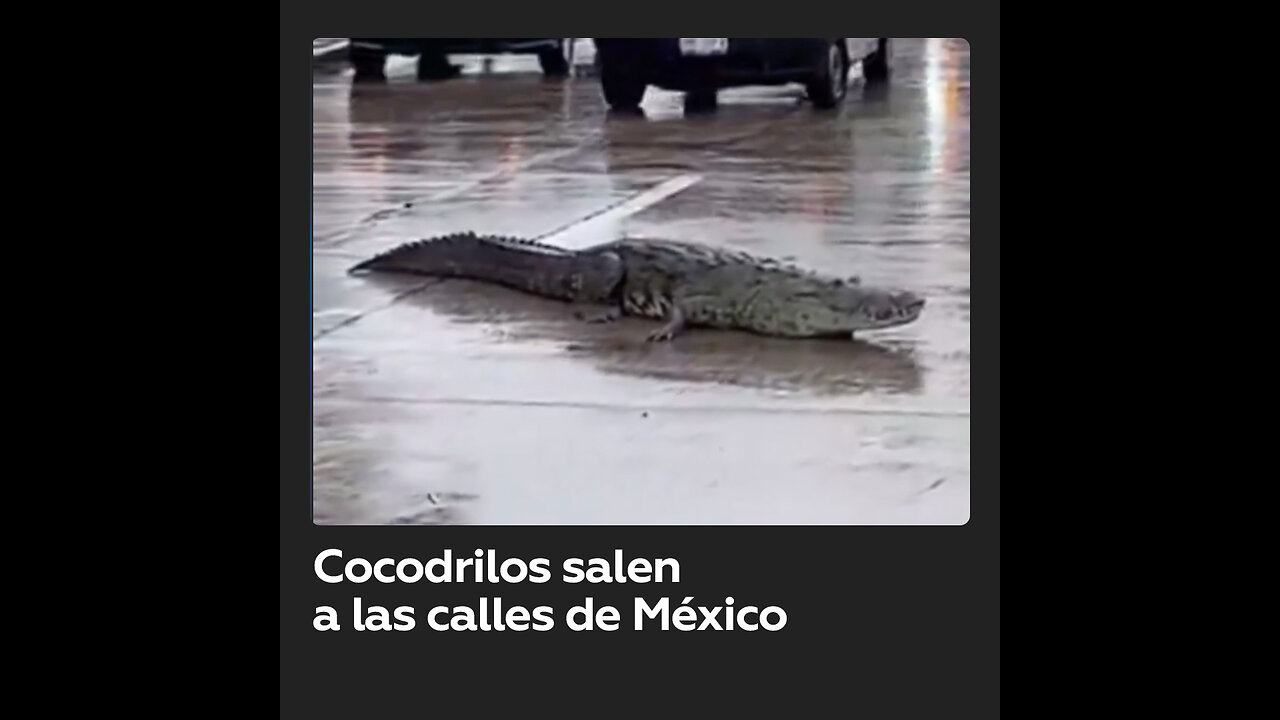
<box><xmin>311</xmin><ymin>38</ymin><xmax>970</xmax><ymax>525</ymax></box>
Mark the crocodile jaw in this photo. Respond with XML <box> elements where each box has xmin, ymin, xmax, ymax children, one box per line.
<box><xmin>852</xmin><ymin>295</ymin><xmax>927</xmax><ymax>336</ymax></box>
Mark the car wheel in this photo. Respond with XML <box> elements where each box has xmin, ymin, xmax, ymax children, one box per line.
<box><xmin>538</xmin><ymin>40</ymin><xmax>571</xmax><ymax>77</ymax></box>
<box><xmin>805</xmin><ymin>41</ymin><xmax>849</xmax><ymax>109</ymax></box>
<box><xmin>863</xmin><ymin>38</ymin><xmax>890</xmax><ymax>84</ymax></box>
<box><xmin>601</xmin><ymin>66</ymin><xmax>646</xmax><ymax>110</ymax></box>
<box><xmin>417</xmin><ymin>52</ymin><xmax>462</xmax><ymax>81</ymax></box>
<box><xmin>350</xmin><ymin>43</ymin><xmax>387</xmax><ymax>83</ymax></box>
<box><xmin>684</xmin><ymin>89</ymin><xmax>718</xmax><ymax>114</ymax></box>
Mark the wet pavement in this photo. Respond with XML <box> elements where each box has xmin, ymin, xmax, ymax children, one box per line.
<box><xmin>311</xmin><ymin>38</ymin><xmax>970</xmax><ymax>525</ymax></box>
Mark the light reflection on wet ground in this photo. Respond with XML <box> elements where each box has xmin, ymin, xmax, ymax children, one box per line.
<box><xmin>312</xmin><ymin>38</ymin><xmax>970</xmax><ymax>525</ymax></box>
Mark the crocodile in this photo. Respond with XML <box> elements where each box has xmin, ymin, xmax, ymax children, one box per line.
<box><xmin>347</xmin><ymin>232</ymin><xmax>925</xmax><ymax>341</ymax></box>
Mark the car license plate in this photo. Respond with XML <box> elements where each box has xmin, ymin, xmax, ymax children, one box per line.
<box><xmin>679</xmin><ymin>38</ymin><xmax>728</xmax><ymax>56</ymax></box>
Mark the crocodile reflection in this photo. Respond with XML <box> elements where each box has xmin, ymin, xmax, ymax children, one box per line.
<box><xmin>370</xmin><ymin>275</ymin><xmax>923</xmax><ymax>396</ymax></box>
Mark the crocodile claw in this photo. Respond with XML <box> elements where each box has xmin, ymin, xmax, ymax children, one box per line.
<box><xmin>647</xmin><ymin>307</ymin><xmax>686</xmax><ymax>342</ymax></box>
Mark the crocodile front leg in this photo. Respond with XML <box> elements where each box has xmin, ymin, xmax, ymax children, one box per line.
<box><xmin>647</xmin><ymin>305</ymin><xmax>687</xmax><ymax>342</ymax></box>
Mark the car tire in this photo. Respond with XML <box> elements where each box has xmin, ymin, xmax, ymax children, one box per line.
<box><xmin>417</xmin><ymin>52</ymin><xmax>462</xmax><ymax>81</ymax></box>
<box><xmin>684</xmin><ymin>89</ymin><xmax>718</xmax><ymax>114</ymax></box>
<box><xmin>805</xmin><ymin>41</ymin><xmax>849</xmax><ymax>109</ymax></box>
<box><xmin>350</xmin><ymin>44</ymin><xmax>387</xmax><ymax>83</ymax></box>
<box><xmin>863</xmin><ymin>38</ymin><xmax>890</xmax><ymax>84</ymax></box>
<box><xmin>601</xmin><ymin>66</ymin><xmax>646</xmax><ymax>110</ymax></box>
<box><xmin>538</xmin><ymin>41</ymin><xmax>571</xmax><ymax>77</ymax></box>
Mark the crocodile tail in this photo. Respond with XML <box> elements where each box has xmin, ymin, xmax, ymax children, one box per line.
<box><xmin>348</xmin><ymin>232</ymin><xmax>584</xmax><ymax>300</ymax></box>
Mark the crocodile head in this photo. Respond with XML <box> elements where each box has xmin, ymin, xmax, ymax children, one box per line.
<box><xmin>783</xmin><ymin>282</ymin><xmax>925</xmax><ymax>338</ymax></box>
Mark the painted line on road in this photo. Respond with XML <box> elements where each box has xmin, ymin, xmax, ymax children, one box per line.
<box><xmin>317</xmin><ymin>394</ymin><xmax>972</xmax><ymax>420</ymax></box>
<box><xmin>313</xmin><ymin>173</ymin><xmax>702</xmax><ymax>262</ymax></box>
<box><xmin>312</xmin><ymin>279</ymin><xmax>444</xmax><ymax>341</ymax></box>
<box><xmin>315</xmin><ymin>143</ymin><xmax>591</xmax><ymax>248</ymax></box>
<box><xmin>534</xmin><ymin>173</ymin><xmax>704</xmax><ymax>250</ymax></box>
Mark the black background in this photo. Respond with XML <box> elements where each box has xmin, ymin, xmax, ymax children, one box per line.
<box><xmin>278</xmin><ymin>10</ymin><xmax>1000</xmax><ymax>717</ymax></box>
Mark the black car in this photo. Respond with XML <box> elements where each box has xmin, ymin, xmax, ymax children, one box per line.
<box><xmin>592</xmin><ymin>38</ymin><xmax>890</xmax><ymax>111</ymax></box>
<box><xmin>348</xmin><ymin>38</ymin><xmax>573</xmax><ymax>82</ymax></box>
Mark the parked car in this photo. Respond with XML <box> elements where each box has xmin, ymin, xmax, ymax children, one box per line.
<box><xmin>348</xmin><ymin>38</ymin><xmax>574</xmax><ymax>82</ymax></box>
<box><xmin>592</xmin><ymin>38</ymin><xmax>891</xmax><ymax>111</ymax></box>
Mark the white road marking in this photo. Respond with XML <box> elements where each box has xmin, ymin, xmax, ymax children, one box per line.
<box><xmin>318</xmin><ymin>394</ymin><xmax>971</xmax><ymax>420</ymax></box>
<box><xmin>536</xmin><ymin>174</ymin><xmax>704</xmax><ymax>250</ymax></box>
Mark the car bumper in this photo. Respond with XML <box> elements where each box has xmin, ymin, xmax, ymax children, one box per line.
<box><xmin>594</xmin><ymin>38</ymin><xmax>822</xmax><ymax>88</ymax></box>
